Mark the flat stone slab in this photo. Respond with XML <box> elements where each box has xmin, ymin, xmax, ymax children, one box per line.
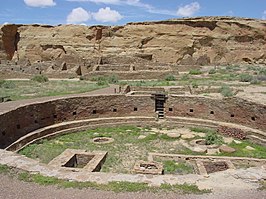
<box><xmin>207</xmin><ymin>148</ymin><xmax>220</xmax><ymax>155</ymax></box>
<box><xmin>197</xmin><ymin>133</ymin><xmax>206</xmax><ymax>138</ymax></box>
<box><xmin>166</xmin><ymin>132</ymin><xmax>181</xmax><ymax>138</ymax></box>
<box><xmin>245</xmin><ymin>146</ymin><xmax>255</xmax><ymax>151</ymax></box>
<box><xmin>181</xmin><ymin>134</ymin><xmax>195</xmax><ymax>139</ymax></box>
<box><xmin>224</xmin><ymin>137</ymin><xmax>234</xmax><ymax>144</ymax></box>
<box><xmin>233</xmin><ymin>140</ymin><xmax>242</xmax><ymax>144</ymax></box>
<box><xmin>138</xmin><ymin>135</ymin><xmax>146</xmax><ymax>139</ymax></box>
<box><xmin>219</xmin><ymin>145</ymin><xmax>236</xmax><ymax>153</ymax></box>
<box><xmin>193</xmin><ymin>146</ymin><xmax>207</xmax><ymax>153</ymax></box>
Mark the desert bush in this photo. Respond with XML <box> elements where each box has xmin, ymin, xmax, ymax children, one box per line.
<box><xmin>191</xmin><ymin>81</ymin><xmax>199</xmax><ymax>88</ymax></box>
<box><xmin>226</xmin><ymin>65</ymin><xmax>240</xmax><ymax>72</ymax></box>
<box><xmin>31</xmin><ymin>75</ymin><xmax>49</xmax><ymax>83</ymax></box>
<box><xmin>219</xmin><ymin>85</ymin><xmax>234</xmax><ymax>97</ymax></box>
<box><xmin>97</xmin><ymin>80</ymin><xmax>107</xmax><ymax>86</ymax></box>
<box><xmin>108</xmin><ymin>74</ymin><xmax>119</xmax><ymax>84</ymax></box>
<box><xmin>165</xmin><ymin>74</ymin><xmax>176</xmax><ymax>81</ymax></box>
<box><xmin>259</xmin><ymin>68</ymin><xmax>266</xmax><ymax>76</ymax></box>
<box><xmin>0</xmin><ymin>80</ymin><xmax>5</xmax><ymax>86</ymax></box>
<box><xmin>189</xmin><ymin>69</ymin><xmax>202</xmax><ymax>75</ymax></box>
<box><xmin>0</xmin><ymin>80</ymin><xmax>16</xmax><ymax>89</ymax></box>
<box><xmin>239</xmin><ymin>73</ymin><xmax>253</xmax><ymax>82</ymax></box>
<box><xmin>250</xmin><ymin>78</ymin><xmax>261</xmax><ymax>85</ymax></box>
<box><xmin>205</xmin><ymin>132</ymin><xmax>223</xmax><ymax>145</ymax></box>
<box><xmin>180</xmin><ymin>74</ymin><xmax>190</xmax><ymax>81</ymax></box>
<box><xmin>208</xmin><ymin>69</ymin><xmax>216</xmax><ymax>74</ymax></box>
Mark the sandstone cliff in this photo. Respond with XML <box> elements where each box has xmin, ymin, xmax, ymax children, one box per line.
<box><xmin>0</xmin><ymin>17</ymin><xmax>265</xmax><ymax>78</ymax></box>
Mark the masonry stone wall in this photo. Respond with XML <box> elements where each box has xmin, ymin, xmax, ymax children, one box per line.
<box><xmin>0</xmin><ymin>95</ymin><xmax>265</xmax><ymax>149</ymax></box>
<box><xmin>0</xmin><ymin>95</ymin><xmax>154</xmax><ymax>148</ymax></box>
<box><xmin>165</xmin><ymin>96</ymin><xmax>266</xmax><ymax>131</ymax></box>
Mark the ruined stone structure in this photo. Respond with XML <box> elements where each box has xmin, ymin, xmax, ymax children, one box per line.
<box><xmin>0</xmin><ymin>17</ymin><xmax>265</xmax><ymax>79</ymax></box>
<box><xmin>0</xmin><ymin>88</ymin><xmax>266</xmax><ymax>187</ymax></box>
<box><xmin>0</xmin><ymin>91</ymin><xmax>265</xmax><ymax>150</ymax></box>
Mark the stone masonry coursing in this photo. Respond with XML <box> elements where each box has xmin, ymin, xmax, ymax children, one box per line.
<box><xmin>0</xmin><ymin>94</ymin><xmax>265</xmax><ymax>149</ymax></box>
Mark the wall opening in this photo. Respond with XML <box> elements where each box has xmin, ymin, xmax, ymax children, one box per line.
<box><xmin>73</xmin><ymin>111</ymin><xmax>77</xmax><ymax>116</ymax></box>
<box><xmin>92</xmin><ymin>110</ymin><xmax>97</xmax><ymax>114</ymax></box>
<box><xmin>113</xmin><ymin>108</ymin><xmax>117</xmax><ymax>112</ymax></box>
<box><xmin>63</xmin><ymin>154</ymin><xmax>95</xmax><ymax>169</ymax></box>
<box><xmin>153</xmin><ymin>93</ymin><xmax>167</xmax><ymax>119</ymax></box>
<box><xmin>34</xmin><ymin>120</ymin><xmax>38</xmax><ymax>124</ymax></box>
<box><xmin>231</xmin><ymin>114</ymin><xmax>235</xmax><ymax>118</ymax></box>
<box><xmin>2</xmin><ymin>131</ymin><xmax>5</xmax><ymax>136</ymax></box>
<box><xmin>169</xmin><ymin>108</ymin><xmax>173</xmax><ymax>112</ymax></box>
<box><xmin>210</xmin><ymin>111</ymin><xmax>214</xmax><ymax>114</ymax></box>
<box><xmin>53</xmin><ymin>114</ymin><xmax>57</xmax><ymax>119</ymax></box>
<box><xmin>134</xmin><ymin>107</ymin><xmax>138</xmax><ymax>111</ymax></box>
<box><xmin>251</xmin><ymin>116</ymin><xmax>256</xmax><ymax>121</ymax></box>
<box><xmin>16</xmin><ymin>124</ymin><xmax>20</xmax><ymax>129</ymax></box>
<box><xmin>190</xmin><ymin>109</ymin><xmax>194</xmax><ymax>113</ymax></box>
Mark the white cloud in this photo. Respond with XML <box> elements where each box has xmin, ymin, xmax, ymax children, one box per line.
<box><xmin>67</xmin><ymin>7</ymin><xmax>92</xmax><ymax>24</ymax></box>
<box><xmin>93</xmin><ymin>7</ymin><xmax>123</xmax><ymax>22</ymax></box>
<box><xmin>24</xmin><ymin>0</ymin><xmax>56</xmax><ymax>7</ymax></box>
<box><xmin>67</xmin><ymin>0</ymin><xmax>149</xmax><ymax>7</ymax></box>
<box><xmin>67</xmin><ymin>0</ymin><xmax>181</xmax><ymax>17</ymax></box>
<box><xmin>177</xmin><ymin>2</ymin><xmax>200</xmax><ymax>17</ymax></box>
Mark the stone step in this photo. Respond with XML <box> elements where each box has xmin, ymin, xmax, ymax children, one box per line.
<box><xmin>247</xmin><ymin>134</ymin><xmax>266</xmax><ymax>146</ymax></box>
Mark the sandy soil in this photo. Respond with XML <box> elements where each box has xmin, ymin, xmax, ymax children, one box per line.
<box><xmin>0</xmin><ymin>174</ymin><xmax>265</xmax><ymax>199</ymax></box>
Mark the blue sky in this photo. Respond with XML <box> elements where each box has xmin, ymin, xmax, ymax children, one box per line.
<box><xmin>0</xmin><ymin>0</ymin><xmax>265</xmax><ymax>25</ymax></box>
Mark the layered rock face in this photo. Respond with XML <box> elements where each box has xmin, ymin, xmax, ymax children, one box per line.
<box><xmin>0</xmin><ymin>17</ymin><xmax>265</xmax><ymax>78</ymax></box>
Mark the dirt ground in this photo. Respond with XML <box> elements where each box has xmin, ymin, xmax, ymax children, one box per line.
<box><xmin>0</xmin><ymin>174</ymin><xmax>265</xmax><ymax>199</ymax></box>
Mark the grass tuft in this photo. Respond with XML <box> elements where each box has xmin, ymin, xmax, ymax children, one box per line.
<box><xmin>163</xmin><ymin>160</ymin><xmax>194</xmax><ymax>175</ymax></box>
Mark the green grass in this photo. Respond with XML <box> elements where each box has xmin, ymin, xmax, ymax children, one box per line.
<box><xmin>0</xmin><ymin>164</ymin><xmax>10</xmax><ymax>174</ymax></box>
<box><xmin>204</xmin><ymin>132</ymin><xmax>224</xmax><ymax>145</ymax></box>
<box><xmin>16</xmin><ymin>171</ymin><xmax>210</xmax><ymax>194</ymax></box>
<box><xmin>31</xmin><ymin>75</ymin><xmax>49</xmax><ymax>83</ymax></box>
<box><xmin>219</xmin><ymin>85</ymin><xmax>234</xmax><ymax>97</ymax></box>
<box><xmin>0</xmin><ymin>80</ymin><xmax>107</xmax><ymax>101</ymax></box>
<box><xmin>258</xmin><ymin>180</ymin><xmax>266</xmax><ymax>191</ymax></box>
<box><xmin>219</xmin><ymin>140</ymin><xmax>266</xmax><ymax>159</ymax></box>
<box><xmin>119</xmin><ymin>66</ymin><xmax>266</xmax><ymax>87</ymax></box>
<box><xmin>19</xmin><ymin>125</ymin><xmax>266</xmax><ymax>174</ymax></box>
<box><xmin>239</xmin><ymin>73</ymin><xmax>253</xmax><ymax>82</ymax></box>
<box><xmin>0</xmin><ymin>164</ymin><xmax>210</xmax><ymax>194</ymax></box>
<box><xmin>189</xmin><ymin>69</ymin><xmax>202</xmax><ymax>75</ymax></box>
<box><xmin>18</xmin><ymin>172</ymin><xmax>211</xmax><ymax>194</ymax></box>
<box><xmin>160</xmin><ymin>183</ymin><xmax>211</xmax><ymax>194</ymax></box>
<box><xmin>164</xmin><ymin>74</ymin><xmax>176</xmax><ymax>81</ymax></box>
<box><xmin>19</xmin><ymin>126</ymin><xmax>187</xmax><ymax>173</ymax></box>
<box><xmin>163</xmin><ymin>160</ymin><xmax>194</xmax><ymax>175</ymax></box>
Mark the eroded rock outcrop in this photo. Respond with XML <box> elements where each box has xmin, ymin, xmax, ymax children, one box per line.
<box><xmin>0</xmin><ymin>17</ymin><xmax>265</xmax><ymax>78</ymax></box>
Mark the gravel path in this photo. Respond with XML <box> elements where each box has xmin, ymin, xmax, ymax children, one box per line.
<box><xmin>0</xmin><ymin>174</ymin><xmax>265</xmax><ymax>199</ymax></box>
